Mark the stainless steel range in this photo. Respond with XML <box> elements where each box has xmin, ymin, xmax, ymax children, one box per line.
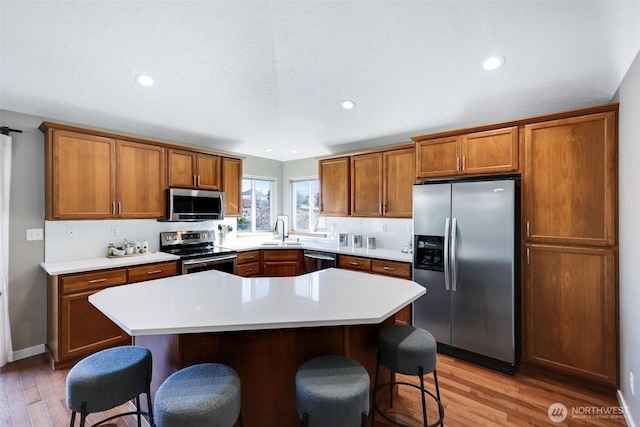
<box><xmin>160</xmin><ymin>230</ymin><xmax>237</xmax><ymax>275</ymax></box>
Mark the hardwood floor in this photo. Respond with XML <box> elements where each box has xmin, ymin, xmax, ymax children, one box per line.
<box><xmin>0</xmin><ymin>352</ymin><xmax>626</xmax><ymax>426</ymax></box>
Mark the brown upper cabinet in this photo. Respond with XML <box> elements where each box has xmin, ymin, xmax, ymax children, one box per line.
<box><xmin>524</xmin><ymin>112</ymin><xmax>616</xmax><ymax>246</ymax></box>
<box><xmin>44</xmin><ymin>128</ymin><xmax>166</xmax><ymax>220</ymax></box>
<box><xmin>222</xmin><ymin>157</ymin><xmax>243</xmax><ymax>217</ymax></box>
<box><xmin>319</xmin><ymin>157</ymin><xmax>350</xmax><ymax>216</ymax></box>
<box><xmin>351</xmin><ymin>147</ymin><xmax>415</xmax><ymax>218</ymax></box>
<box><xmin>414</xmin><ymin>126</ymin><xmax>518</xmax><ymax>179</ymax></box>
<box><xmin>168</xmin><ymin>149</ymin><xmax>221</xmax><ymax>190</ymax></box>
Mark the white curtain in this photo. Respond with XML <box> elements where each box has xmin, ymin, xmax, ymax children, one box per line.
<box><xmin>0</xmin><ymin>134</ymin><xmax>13</xmax><ymax>367</ymax></box>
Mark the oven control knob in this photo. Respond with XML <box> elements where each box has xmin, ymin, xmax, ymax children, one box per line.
<box><xmin>165</xmin><ymin>236</ymin><xmax>171</xmax><ymax>241</ymax></box>
<box><xmin>201</xmin><ymin>233</ymin><xmax>207</xmax><ymax>238</ymax></box>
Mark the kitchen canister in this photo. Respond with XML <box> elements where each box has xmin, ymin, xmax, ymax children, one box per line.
<box><xmin>352</xmin><ymin>235</ymin><xmax>362</xmax><ymax>248</ymax></box>
<box><xmin>367</xmin><ymin>237</ymin><xmax>376</xmax><ymax>249</ymax></box>
<box><xmin>338</xmin><ymin>233</ymin><xmax>348</xmax><ymax>246</ymax></box>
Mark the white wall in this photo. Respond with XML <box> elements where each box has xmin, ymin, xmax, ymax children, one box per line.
<box><xmin>614</xmin><ymin>48</ymin><xmax>640</xmax><ymax>425</ymax></box>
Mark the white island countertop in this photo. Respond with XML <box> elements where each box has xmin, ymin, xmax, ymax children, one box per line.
<box><xmin>89</xmin><ymin>268</ymin><xmax>425</xmax><ymax>336</ymax></box>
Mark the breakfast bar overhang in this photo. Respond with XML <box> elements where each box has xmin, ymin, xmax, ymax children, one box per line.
<box><xmin>89</xmin><ymin>268</ymin><xmax>425</xmax><ymax>426</ymax></box>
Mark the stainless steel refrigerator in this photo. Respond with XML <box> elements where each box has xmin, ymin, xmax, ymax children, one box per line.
<box><xmin>412</xmin><ymin>177</ymin><xmax>519</xmax><ymax>374</ymax></box>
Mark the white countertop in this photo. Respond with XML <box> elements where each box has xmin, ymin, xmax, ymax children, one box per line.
<box><xmin>40</xmin><ymin>252</ymin><xmax>180</xmax><ymax>276</ymax></box>
<box><xmin>89</xmin><ymin>268</ymin><xmax>425</xmax><ymax>336</ymax></box>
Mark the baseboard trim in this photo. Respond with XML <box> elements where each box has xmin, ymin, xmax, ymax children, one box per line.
<box><xmin>12</xmin><ymin>344</ymin><xmax>45</xmax><ymax>361</ymax></box>
<box><xmin>618</xmin><ymin>389</ymin><xmax>636</xmax><ymax>427</ymax></box>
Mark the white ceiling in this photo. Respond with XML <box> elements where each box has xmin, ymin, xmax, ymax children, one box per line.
<box><xmin>1</xmin><ymin>1</ymin><xmax>639</xmax><ymax>162</ymax></box>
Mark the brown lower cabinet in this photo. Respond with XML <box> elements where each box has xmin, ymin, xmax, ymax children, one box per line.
<box><xmin>262</xmin><ymin>249</ymin><xmax>302</xmax><ymax>277</ymax></box>
<box><xmin>236</xmin><ymin>250</ymin><xmax>261</xmax><ymax>277</ymax></box>
<box><xmin>47</xmin><ymin>261</ymin><xmax>178</xmax><ymax>369</ymax></box>
<box><xmin>338</xmin><ymin>255</ymin><xmax>413</xmax><ymax>325</ymax></box>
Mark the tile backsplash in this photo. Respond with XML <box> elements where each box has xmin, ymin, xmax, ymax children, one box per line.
<box><xmin>44</xmin><ymin>217</ymin><xmax>412</xmax><ymax>263</ymax></box>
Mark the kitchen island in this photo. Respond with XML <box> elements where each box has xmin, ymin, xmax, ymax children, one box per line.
<box><xmin>90</xmin><ymin>267</ymin><xmax>425</xmax><ymax>426</ymax></box>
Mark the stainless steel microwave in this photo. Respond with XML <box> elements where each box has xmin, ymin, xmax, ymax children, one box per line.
<box><xmin>166</xmin><ymin>188</ymin><xmax>225</xmax><ymax>221</ymax></box>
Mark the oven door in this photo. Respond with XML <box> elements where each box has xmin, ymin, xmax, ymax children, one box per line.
<box><xmin>181</xmin><ymin>254</ymin><xmax>237</xmax><ymax>275</ymax></box>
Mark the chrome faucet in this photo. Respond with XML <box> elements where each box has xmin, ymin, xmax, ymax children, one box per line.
<box><xmin>275</xmin><ymin>218</ymin><xmax>287</xmax><ymax>242</ymax></box>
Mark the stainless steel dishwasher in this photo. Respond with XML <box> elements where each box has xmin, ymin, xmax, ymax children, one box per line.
<box><xmin>304</xmin><ymin>250</ymin><xmax>337</xmax><ymax>273</ymax></box>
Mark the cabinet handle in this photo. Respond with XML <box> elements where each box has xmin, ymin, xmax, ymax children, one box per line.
<box><xmin>526</xmin><ymin>248</ymin><xmax>530</xmax><ymax>265</ymax></box>
<box><xmin>383</xmin><ymin>266</ymin><xmax>396</xmax><ymax>271</ymax></box>
<box><xmin>462</xmin><ymin>156</ymin><xmax>466</xmax><ymax>170</ymax></box>
<box><xmin>245</xmin><ymin>268</ymin><xmax>254</xmax><ymax>273</ymax></box>
<box><xmin>193</xmin><ymin>175</ymin><xmax>197</xmax><ymax>186</ymax></box>
<box><xmin>197</xmin><ymin>175</ymin><xmax>201</xmax><ymax>186</ymax></box>
<box><xmin>526</xmin><ymin>221</ymin><xmax>530</xmax><ymax>238</ymax></box>
<box><xmin>111</xmin><ymin>201</ymin><xmax>116</xmax><ymax>215</ymax></box>
<box><xmin>349</xmin><ymin>262</ymin><xmax>359</xmax><ymax>266</ymax></box>
<box><xmin>88</xmin><ymin>278</ymin><xmax>107</xmax><ymax>284</ymax></box>
<box><xmin>146</xmin><ymin>270</ymin><xmax>162</xmax><ymax>275</ymax></box>
<box><xmin>456</xmin><ymin>157</ymin><xmax>460</xmax><ymax>171</ymax></box>
<box><xmin>246</xmin><ymin>256</ymin><xmax>255</xmax><ymax>260</ymax></box>
<box><xmin>118</xmin><ymin>202</ymin><xmax>122</xmax><ymax>215</ymax></box>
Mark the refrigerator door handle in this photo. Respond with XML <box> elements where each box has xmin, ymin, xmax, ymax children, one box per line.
<box><xmin>444</xmin><ymin>217</ymin><xmax>451</xmax><ymax>291</ymax></box>
<box><xmin>451</xmin><ymin>217</ymin><xmax>458</xmax><ymax>292</ymax></box>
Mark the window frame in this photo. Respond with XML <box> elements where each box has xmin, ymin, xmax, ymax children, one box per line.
<box><xmin>290</xmin><ymin>176</ymin><xmax>323</xmax><ymax>234</ymax></box>
<box><xmin>238</xmin><ymin>175</ymin><xmax>276</xmax><ymax>234</ymax></box>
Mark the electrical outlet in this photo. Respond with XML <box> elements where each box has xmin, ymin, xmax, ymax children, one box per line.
<box><xmin>26</xmin><ymin>228</ymin><xmax>43</xmax><ymax>241</ymax></box>
<box><xmin>67</xmin><ymin>228</ymin><xmax>76</xmax><ymax>239</ymax></box>
<box><xmin>631</xmin><ymin>372</ymin><xmax>635</xmax><ymax>395</ymax></box>
<box><xmin>382</xmin><ymin>224</ymin><xmax>387</xmax><ymax>232</ymax></box>
<box><xmin>111</xmin><ymin>226</ymin><xmax>120</xmax><ymax>236</ymax></box>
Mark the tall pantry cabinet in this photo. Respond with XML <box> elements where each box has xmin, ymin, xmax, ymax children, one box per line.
<box><xmin>523</xmin><ymin>109</ymin><xmax>618</xmax><ymax>388</ymax></box>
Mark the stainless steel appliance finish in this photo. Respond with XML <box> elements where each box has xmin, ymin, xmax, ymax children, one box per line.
<box><xmin>303</xmin><ymin>250</ymin><xmax>337</xmax><ymax>273</ymax></box>
<box><xmin>166</xmin><ymin>188</ymin><xmax>225</xmax><ymax>222</ymax></box>
<box><xmin>338</xmin><ymin>233</ymin><xmax>348</xmax><ymax>246</ymax></box>
<box><xmin>412</xmin><ymin>178</ymin><xmax>519</xmax><ymax>373</ymax></box>
<box><xmin>160</xmin><ymin>230</ymin><xmax>237</xmax><ymax>274</ymax></box>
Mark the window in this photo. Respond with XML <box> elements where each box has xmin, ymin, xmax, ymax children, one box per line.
<box><xmin>291</xmin><ymin>178</ymin><xmax>321</xmax><ymax>232</ymax></box>
<box><xmin>238</xmin><ymin>177</ymin><xmax>274</xmax><ymax>233</ymax></box>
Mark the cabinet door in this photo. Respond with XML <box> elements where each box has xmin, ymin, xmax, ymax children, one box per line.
<box><xmin>338</xmin><ymin>255</ymin><xmax>371</xmax><ymax>272</ymax></box>
<box><xmin>415</xmin><ymin>136</ymin><xmax>460</xmax><ymax>178</ymax></box>
<box><xmin>383</xmin><ymin>148</ymin><xmax>415</xmax><ymax>218</ymax></box>
<box><xmin>524</xmin><ymin>112</ymin><xmax>616</xmax><ymax>246</ymax></box>
<box><xmin>168</xmin><ymin>149</ymin><xmax>197</xmax><ymax>188</ymax></box>
<box><xmin>461</xmin><ymin>127</ymin><xmax>518</xmax><ymax>175</ymax></box>
<box><xmin>60</xmin><ymin>290</ymin><xmax>131</xmax><ymax>361</ymax></box>
<box><xmin>117</xmin><ymin>141</ymin><xmax>166</xmax><ymax>218</ymax></box>
<box><xmin>351</xmin><ymin>153</ymin><xmax>383</xmax><ymax>217</ymax></box>
<box><xmin>263</xmin><ymin>262</ymin><xmax>299</xmax><ymax>277</ymax></box>
<box><xmin>196</xmin><ymin>153</ymin><xmax>221</xmax><ymax>190</ymax></box>
<box><xmin>237</xmin><ymin>262</ymin><xmax>260</xmax><ymax>277</ymax></box>
<box><xmin>319</xmin><ymin>157</ymin><xmax>350</xmax><ymax>216</ymax></box>
<box><xmin>222</xmin><ymin>157</ymin><xmax>242</xmax><ymax>216</ymax></box>
<box><xmin>49</xmin><ymin>130</ymin><xmax>116</xmax><ymax>219</ymax></box>
<box><xmin>524</xmin><ymin>244</ymin><xmax>618</xmax><ymax>387</ymax></box>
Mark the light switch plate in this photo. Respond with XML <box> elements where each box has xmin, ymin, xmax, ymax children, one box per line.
<box><xmin>26</xmin><ymin>228</ymin><xmax>43</xmax><ymax>241</ymax></box>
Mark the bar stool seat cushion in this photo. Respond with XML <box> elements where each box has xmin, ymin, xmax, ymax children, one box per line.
<box><xmin>154</xmin><ymin>363</ymin><xmax>241</xmax><ymax>427</ymax></box>
<box><xmin>378</xmin><ymin>324</ymin><xmax>437</xmax><ymax>375</ymax></box>
<box><xmin>295</xmin><ymin>355</ymin><xmax>370</xmax><ymax>426</ymax></box>
<box><xmin>66</xmin><ymin>345</ymin><xmax>152</xmax><ymax>414</ymax></box>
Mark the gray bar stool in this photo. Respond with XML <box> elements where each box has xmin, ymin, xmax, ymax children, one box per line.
<box><xmin>65</xmin><ymin>345</ymin><xmax>153</xmax><ymax>427</ymax></box>
<box><xmin>371</xmin><ymin>325</ymin><xmax>444</xmax><ymax>427</ymax></box>
<box><xmin>154</xmin><ymin>363</ymin><xmax>243</xmax><ymax>427</ymax></box>
<box><xmin>295</xmin><ymin>355</ymin><xmax>370</xmax><ymax>427</ymax></box>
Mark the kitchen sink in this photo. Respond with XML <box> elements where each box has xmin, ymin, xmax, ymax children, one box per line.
<box><xmin>261</xmin><ymin>241</ymin><xmax>302</xmax><ymax>246</ymax></box>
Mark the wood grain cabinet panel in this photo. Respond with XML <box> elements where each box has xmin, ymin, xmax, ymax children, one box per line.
<box><xmin>168</xmin><ymin>149</ymin><xmax>221</xmax><ymax>190</ymax></box>
<box><xmin>127</xmin><ymin>262</ymin><xmax>179</xmax><ymax>283</ymax></box>
<box><xmin>371</xmin><ymin>260</ymin><xmax>411</xmax><ymax>279</ymax></box>
<box><xmin>351</xmin><ymin>153</ymin><xmax>383</xmax><ymax>217</ymax></box>
<box><xmin>524</xmin><ymin>244</ymin><xmax>617</xmax><ymax>387</ymax></box>
<box><xmin>338</xmin><ymin>255</ymin><xmax>372</xmax><ymax>272</ymax></box>
<box><xmin>414</xmin><ymin>127</ymin><xmax>518</xmax><ymax>179</ymax></box>
<box><xmin>383</xmin><ymin>148</ymin><xmax>415</xmax><ymax>218</ymax></box>
<box><xmin>222</xmin><ymin>157</ymin><xmax>242</xmax><ymax>216</ymax></box>
<box><xmin>262</xmin><ymin>250</ymin><xmax>302</xmax><ymax>277</ymax></box>
<box><xmin>237</xmin><ymin>250</ymin><xmax>261</xmax><ymax>277</ymax></box>
<box><xmin>524</xmin><ymin>112</ymin><xmax>616</xmax><ymax>246</ymax></box>
<box><xmin>319</xmin><ymin>157</ymin><xmax>350</xmax><ymax>216</ymax></box>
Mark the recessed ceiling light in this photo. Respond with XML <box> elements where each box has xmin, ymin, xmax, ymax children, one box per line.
<box><xmin>342</xmin><ymin>100</ymin><xmax>356</xmax><ymax>110</ymax></box>
<box><xmin>482</xmin><ymin>56</ymin><xmax>505</xmax><ymax>71</ymax></box>
<box><xmin>290</xmin><ymin>149</ymin><xmax>297</xmax><ymax>153</ymax></box>
<box><xmin>266</xmin><ymin>148</ymin><xmax>273</xmax><ymax>152</ymax></box>
<box><xmin>135</xmin><ymin>74</ymin><xmax>154</xmax><ymax>86</ymax></box>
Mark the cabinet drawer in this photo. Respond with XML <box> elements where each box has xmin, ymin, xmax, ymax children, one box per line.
<box><xmin>261</xmin><ymin>250</ymin><xmax>300</xmax><ymax>262</ymax></box>
<box><xmin>127</xmin><ymin>262</ymin><xmax>178</xmax><ymax>283</ymax></box>
<box><xmin>372</xmin><ymin>260</ymin><xmax>411</xmax><ymax>279</ymax></box>
<box><xmin>237</xmin><ymin>251</ymin><xmax>260</xmax><ymax>264</ymax></box>
<box><xmin>61</xmin><ymin>269</ymin><xmax>127</xmax><ymax>294</ymax></box>
<box><xmin>338</xmin><ymin>255</ymin><xmax>371</xmax><ymax>272</ymax></box>
<box><xmin>237</xmin><ymin>262</ymin><xmax>260</xmax><ymax>277</ymax></box>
